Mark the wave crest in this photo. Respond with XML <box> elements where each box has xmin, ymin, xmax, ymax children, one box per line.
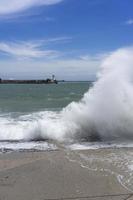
<box><xmin>1</xmin><ymin>47</ymin><xmax>133</xmax><ymax>142</ymax></box>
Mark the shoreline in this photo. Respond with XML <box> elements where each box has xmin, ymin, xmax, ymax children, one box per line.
<box><xmin>0</xmin><ymin>148</ymin><xmax>133</xmax><ymax>199</ymax></box>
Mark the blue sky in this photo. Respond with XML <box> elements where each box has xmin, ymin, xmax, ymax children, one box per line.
<box><xmin>0</xmin><ymin>0</ymin><xmax>133</xmax><ymax>80</ymax></box>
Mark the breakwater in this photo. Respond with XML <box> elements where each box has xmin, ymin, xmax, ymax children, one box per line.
<box><xmin>0</xmin><ymin>79</ymin><xmax>58</xmax><ymax>84</ymax></box>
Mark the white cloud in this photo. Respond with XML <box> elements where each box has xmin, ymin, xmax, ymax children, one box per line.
<box><xmin>0</xmin><ymin>53</ymin><xmax>103</xmax><ymax>80</ymax></box>
<box><xmin>125</xmin><ymin>19</ymin><xmax>133</xmax><ymax>25</ymax></box>
<box><xmin>0</xmin><ymin>37</ymin><xmax>71</xmax><ymax>59</ymax></box>
<box><xmin>0</xmin><ymin>42</ymin><xmax>59</xmax><ymax>59</ymax></box>
<box><xmin>41</xmin><ymin>36</ymin><xmax>72</xmax><ymax>44</ymax></box>
<box><xmin>80</xmin><ymin>52</ymin><xmax>110</xmax><ymax>62</ymax></box>
<box><xmin>0</xmin><ymin>0</ymin><xmax>63</xmax><ymax>15</ymax></box>
<box><xmin>0</xmin><ymin>41</ymin><xmax>59</xmax><ymax>59</ymax></box>
<box><xmin>0</xmin><ymin>38</ymin><xmax>108</xmax><ymax>80</ymax></box>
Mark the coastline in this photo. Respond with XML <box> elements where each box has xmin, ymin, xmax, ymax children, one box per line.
<box><xmin>0</xmin><ymin>148</ymin><xmax>133</xmax><ymax>200</ymax></box>
<box><xmin>0</xmin><ymin>79</ymin><xmax>58</xmax><ymax>84</ymax></box>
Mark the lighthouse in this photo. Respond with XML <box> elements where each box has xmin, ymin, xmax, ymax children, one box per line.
<box><xmin>52</xmin><ymin>75</ymin><xmax>56</xmax><ymax>81</ymax></box>
<box><xmin>51</xmin><ymin>75</ymin><xmax>58</xmax><ymax>84</ymax></box>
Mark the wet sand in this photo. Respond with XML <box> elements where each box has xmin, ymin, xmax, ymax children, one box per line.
<box><xmin>0</xmin><ymin>148</ymin><xmax>133</xmax><ymax>200</ymax></box>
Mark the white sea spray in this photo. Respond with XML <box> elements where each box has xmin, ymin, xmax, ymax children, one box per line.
<box><xmin>0</xmin><ymin>47</ymin><xmax>133</xmax><ymax>142</ymax></box>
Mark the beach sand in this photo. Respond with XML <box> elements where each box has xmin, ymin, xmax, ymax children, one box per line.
<box><xmin>0</xmin><ymin>148</ymin><xmax>133</xmax><ymax>200</ymax></box>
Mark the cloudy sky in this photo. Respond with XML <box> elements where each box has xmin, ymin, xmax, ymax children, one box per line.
<box><xmin>0</xmin><ymin>0</ymin><xmax>133</xmax><ymax>80</ymax></box>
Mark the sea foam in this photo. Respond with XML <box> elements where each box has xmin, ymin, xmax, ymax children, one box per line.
<box><xmin>0</xmin><ymin>47</ymin><xmax>133</xmax><ymax>142</ymax></box>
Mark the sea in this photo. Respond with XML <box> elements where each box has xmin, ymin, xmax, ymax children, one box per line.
<box><xmin>0</xmin><ymin>82</ymin><xmax>91</xmax><ymax>152</ymax></box>
<box><xmin>0</xmin><ymin>79</ymin><xmax>133</xmax><ymax>153</ymax></box>
<box><xmin>0</xmin><ymin>82</ymin><xmax>89</xmax><ymax>114</ymax></box>
<box><xmin>1</xmin><ymin>81</ymin><xmax>133</xmax><ymax>192</ymax></box>
<box><xmin>1</xmin><ymin>49</ymin><xmax>133</xmax><ymax>191</ymax></box>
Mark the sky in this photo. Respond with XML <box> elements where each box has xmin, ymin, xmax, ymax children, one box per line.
<box><xmin>0</xmin><ymin>0</ymin><xmax>133</xmax><ymax>80</ymax></box>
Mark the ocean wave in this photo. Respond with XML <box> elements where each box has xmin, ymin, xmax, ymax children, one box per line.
<box><xmin>1</xmin><ymin>47</ymin><xmax>133</xmax><ymax>142</ymax></box>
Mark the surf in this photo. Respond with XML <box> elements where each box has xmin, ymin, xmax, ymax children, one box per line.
<box><xmin>0</xmin><ymin>47</ymin><xmax>133</xmax><ymax>143</ymax></box>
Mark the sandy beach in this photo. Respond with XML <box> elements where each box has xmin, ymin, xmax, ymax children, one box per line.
<box><xmin>0</xmin><ymin>148</ymin><xmax>133</xmax><ymax>200</ymax></box>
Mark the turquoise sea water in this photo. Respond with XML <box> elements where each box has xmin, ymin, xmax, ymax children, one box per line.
<box><xmin>0</xmin><ymin>82</ymin><xmax>90</xmax><ymax>114</ymax></box>
<box><xmin>0</xmin><ymin>82</ymin><xmax>133</xmax><ymax>152</ymax></box>
<box><xmin>0</xmin><ymin>82</ymin><xmax>92</xmax><ymax>152</ymax></box>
